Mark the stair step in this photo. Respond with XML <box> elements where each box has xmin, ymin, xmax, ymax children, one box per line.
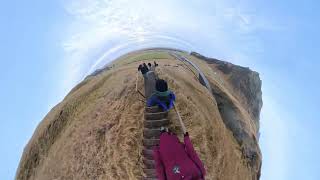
<box><xmin>143</xmin><ymin>169</ymin><xmax>157</xmax><ymax>177</ymax></box>
<box><xmin>143</xmin><ymin>138</ymin><xmax>160</xmax><ymax>148</ymax></box>
<box><xmin>144</xmin><ymin>111</ymin><xmax>168</xmax><ymax>120</ymax></box>
<box><xmin>143</xmin><ymin>158</ymin><xmax>155</xmax><ymax>169</ymax></box>
<box><xmin>142</xmin><ymin>106</ymin><xmax>166</xmax><ymax>179</ymax></box>
<box><xmin>144</xmin><ymin>128</ymin><xmax>161</xmax><ymax>139</ymax></box>
<box><xmin>145</xmin><ymin>119</ymin><xmax>169</xmax><ymax>128</ymax></box>
<box><xmin>143</xmin><ymin>148</ymin><xmax>154</xmax><ymax>160</ymax></box>
<box><xmin>142</xmin><ymin>178</ymin><xmax>158</xmax><ymax>180</ymax></box>
<box><xmin>145</xmin><ymin>106</ymin><xmax>163</xmax><ymax>113</ymax></box>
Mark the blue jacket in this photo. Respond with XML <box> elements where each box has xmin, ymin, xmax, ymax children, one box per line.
<box><xmin>147</xmin><ymin>91</ymin><xmax>176</xmax><ymax>111</ymax></box>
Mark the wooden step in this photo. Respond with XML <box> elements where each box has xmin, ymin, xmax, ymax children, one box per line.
<box><xmin>144</xmin><ymin>119</ymin><xmax>169</xmax><ymax>128</ymax></box>
<box><xmin>143</xmin><ymin>128</ymin><xmax>161</xmax><ymax>139</ymax></box>
<box><xmin>142</xmin><ymin>177</ymin><xmax>157</xmax><ymax>180</ymax></box>
<box><xmin>143</xmin><ymin>158</ymin><xmax>155</xmax><ymax>169</ymax></box>
<box><xmin>143</xmin><ymin>148</ymin><xmax>154</xmax><ymax>160</ymax></box>
<box><xmin>143</xmin><ymin>169</ymin><xmax>157</xmax><ymax>177</ymax></box>
<box><xmin>144</xmin><ymin>111</ymin><xmax>168</xmax><ymax>120</ymax></box>
<box><xmin>145</xmin><ymin>106</ymin><xmax>163</xmax><ymax>113</ymax></box>
<box><xmin>143</xmin><ymin>138</ymin><xmax>160</xmax><ymax>148</ymax></box>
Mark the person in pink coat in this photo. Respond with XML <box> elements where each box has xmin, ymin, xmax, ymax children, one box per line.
<box><xmin>153</xmin><ymin>129</ymin><xmax>206</xmax><ymax>180</ymax></box>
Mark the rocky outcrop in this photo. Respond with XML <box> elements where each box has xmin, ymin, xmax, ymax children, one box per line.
<box><xmin>191</xmin><ymin>52</ymin><xmax>263</xmax><ymax>133</ymax></box>
<box><xmin>209</xmin><ymin>81</ymin><xmax>262</xmax><ymax>179</ymax></box>
<box><xmin>191</xmin><ymin>51</ymin><xmax>262</xmax><ymax>179</ymax></box>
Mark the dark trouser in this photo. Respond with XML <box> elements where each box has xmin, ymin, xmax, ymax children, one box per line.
<box><xmin>144</xmin><ymin>71</ymin><xmax>157</xmax><ymax>99</ymax></box>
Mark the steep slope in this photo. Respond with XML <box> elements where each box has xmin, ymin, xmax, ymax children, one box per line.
<box><xmin>16</xmin><ymin>49</ymin><xmax>262</xmax><ymax>180</ymax></box>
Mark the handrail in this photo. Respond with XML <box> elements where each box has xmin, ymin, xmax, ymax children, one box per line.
<box><xmin>136</xmin><ymin>71</ymin><xmax>146</xmax><ymax>98</ymax></box>
<box><xmin>135</xmin><ymin>71</ymin><xmax>138</xmax><ymax>92</ymax></box>
<box><xmin>173</xmin><ymin>103</ymin><xmax>187</xmax><ymax>134</ymax></box>
<box><xmin>169</xmin><ymin>52</ymin><xmax>212</xmax><ymax>92</ymax></box>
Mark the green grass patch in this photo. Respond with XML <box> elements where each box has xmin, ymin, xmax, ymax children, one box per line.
<box><xmin>113</xmin><ymin>50</ymin><xmax>174</xmax><ymax>67</ymax></box>
<box><xmin>130</xmin><ymin>51</ymin><xmax>171</xmax><ymax>61</ymax></box>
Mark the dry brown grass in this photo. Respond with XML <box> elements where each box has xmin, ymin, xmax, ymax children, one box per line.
<box><xmin>16</xmin><ymin>51</ymin><xmax>258</xmax><ymax>180</ymax></box>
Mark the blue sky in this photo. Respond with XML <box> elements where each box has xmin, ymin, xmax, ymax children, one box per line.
<box><xmin>1</xmin><ymin>0</ymin><xmax>319</xmax><ymax>179</ymax></box>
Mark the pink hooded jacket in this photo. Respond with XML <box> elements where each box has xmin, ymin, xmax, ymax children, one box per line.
<box><xmin>153</xmin><ymin>132</ymin><xmax>206</xmax><ymax>180</ymax></box>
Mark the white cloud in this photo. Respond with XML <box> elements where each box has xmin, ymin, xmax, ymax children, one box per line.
<box><xmin>61</xmin><ymin>0</ymin><xmax>280</xmax><ymax>82</ymax></box>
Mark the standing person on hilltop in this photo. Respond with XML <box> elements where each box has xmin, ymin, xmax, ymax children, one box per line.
<box><xmin>147</xmin><ymin>79</ymin><xmax>176</xmax><ymax>111</ymax></box>
<box><xmin>138</xmin><ymin>63</ymin><xmax>149</xmax><ymax>77</ymax></box>
<box><xmin>148</xmin><ymin>63</ymin><xmax>153</xmax><ymax>71</ymax></box>
<box><xmin>148</xmin><ymin>61</ymin><xmax>158</xmax><ymax>71</ymax></box>
<box><xmin>154</xmin><ymin>61</ymin><xmax>158</xmax><ymax>67</ymax></box>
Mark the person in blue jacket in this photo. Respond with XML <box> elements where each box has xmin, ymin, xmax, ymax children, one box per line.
<box><xmin>147</xmin><ymin>79</ymin><xmax>176</xmax><ymax>111</ymax></box>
